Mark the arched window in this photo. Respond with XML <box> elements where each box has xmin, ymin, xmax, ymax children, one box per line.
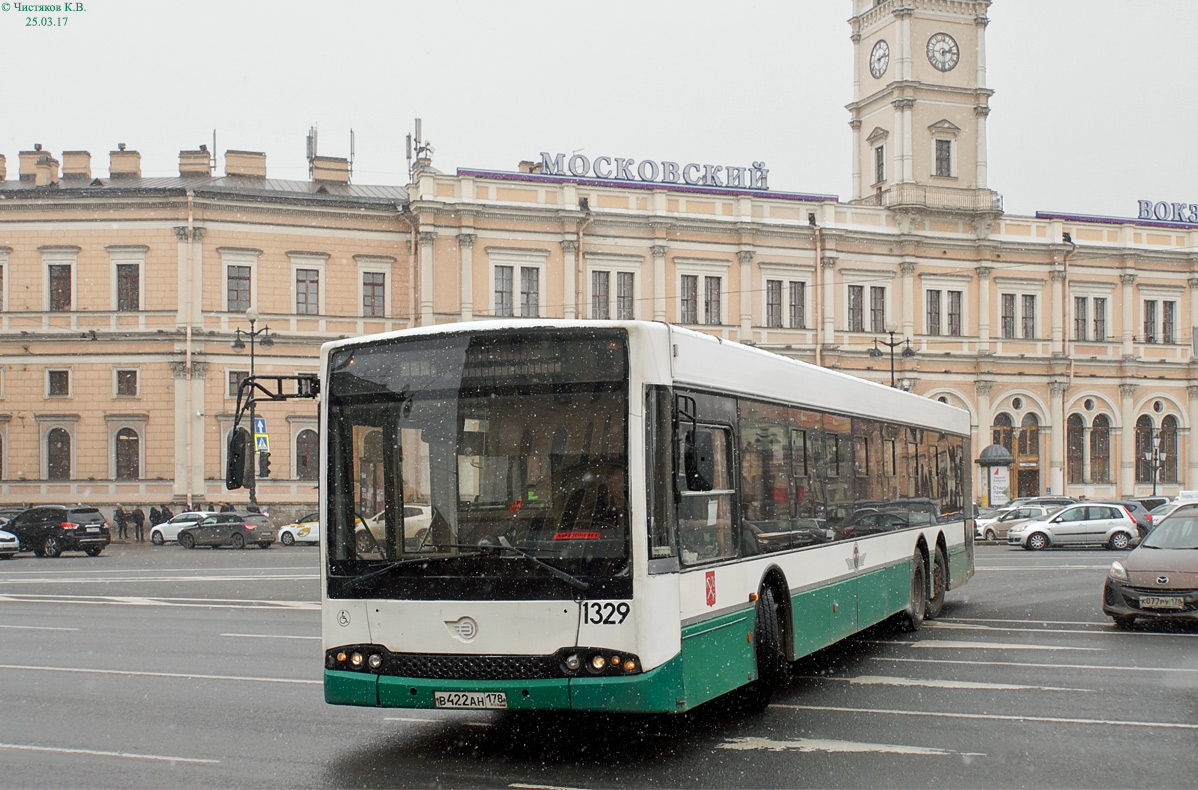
<box><xmin>1134</xmin><ymin>415</ymin><xmax>1154</xmax><ymax>483</ymax></box>
<box><xmin>1089</xmin><ymin>415</ymin><xmax>1111</xmax><ymax>483</ymax></box>
<box><xmin>115</xmin><ymin>428</ymin><xmax>140</xmax><ymax>480</ymax></box>
<box><xmin>1017</xmin><ymin>413</ymin><xmax>1040</xmax><ymax>459</ymax></box>
<box><xmin>1161</xmin><ymin>415</ymin><xmax>1179</xmax><ymax>484</ymax></box>
<box><xmin>47</xmin><ymin>427</ymin><xmax>71</xmax><ymax>480</ymax></box>
<box><xmin>992</xmin><ymin>413</ymin><xmax>1013</xmax><ymax>454</ymax></box>
<box><xmin>296</xmin><ymin>429</ymin><xmax>319</xmax><ymax>480</ymax></box>
<box><xmin>1066</xmin><ymin>414</ymin><xmax>1085</xmax><ymax>484</ymax></box>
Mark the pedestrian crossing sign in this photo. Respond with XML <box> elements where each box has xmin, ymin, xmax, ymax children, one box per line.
<box><xmin>255</xmin><ymin>435</ymin><xmax>270</xmax><ymax>453</ymax></box>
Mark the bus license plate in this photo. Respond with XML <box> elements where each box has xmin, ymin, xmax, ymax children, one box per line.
<box><xmin>1139</xmin><ymin>596</ymin><xmax>1184</xmax><ymax>610</ymax></box>
<box><xmin>434</xmin><ymin>691</ymin><xmax>508</xmax><ymax>709</ymax></box>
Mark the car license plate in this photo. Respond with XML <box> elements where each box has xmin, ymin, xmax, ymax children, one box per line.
<box><xmin>433</xmin><ymin>691</ymin><xmax>508</xmax><ymax>709</ymax></box>
<box><xmin>86</xmin><ymin>526</ymin><xmax>100</xmax><ymax>533</ymax></box>
<box><xmin>1139</xmin><ymin>596</ymin><xmax>1184</xmax><ymax>610</ymax></box>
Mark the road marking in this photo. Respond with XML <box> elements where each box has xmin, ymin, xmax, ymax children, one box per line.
<box><xmin>0</xmin><ymin>741</ymin><xmax>218</xmax><ymax>764</ymax></box>
<box><xmin>0</xmin><ymin>573</ymin><xmax>317</xmax><ymax>585</ymax></box>
<box><xmin>0</xmin><ymin>664</ymin><xmax>320</xmax><ymax>685</ymax></box>
<box><xmin>717</xmin><ymin>736</ymin><xmax>983</xmax><ymax>757</ymax></box>
<box><xmin>0</xmin><ymin>594</ymin><xmax>318</xmax><ymax>610</ymax></box>
<box><xmin>510</xmin><ymin>783</ymin><xmax>595</xmax><ymax>790</ymax></box>
<box><xmin>221</xmin><ymin>632</ymin><xmax>320</xmax><ymax>640</ymax></box>
<box><xmin>899</xmin><ymin>639</ymin><xmax>1103</xmax><ymax>652</ymax></box>
<box><xmin>0</xmin><ymin>624</ymin><xmax>79</xmax><ymax>631</ymax></box>
<box><xmin>975</xmin><ymin>565</ymin><xmax>1112</xmax><ymax>572</ymax></box>
<box><xmin>384</xmin><ymin>717</ymin><xmax>494</xmax><ymax>728</ymax></box>
<box><xmin>928</xmin><ymin>621</ymin><xmax>1198</xmax><ymax>638</ymax></box>
<box><xmin>772</xmin><ymin>703</ymin><xmax>1198</xmax><ymax>731</ymax></box>
<box><xmin>877</xmin><ymin>656</ymin><xmax>1198</xmax><ymax>674</ymax></box>
<box><xmin>798</xmin><ymin>674</ymin><xmax>1090</xmax><ymax>693</ymax></box>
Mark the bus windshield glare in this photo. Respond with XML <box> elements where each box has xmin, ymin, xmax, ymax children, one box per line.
<box><xmin>325</xmin><ymin>328</ymin><xmax>631</xmax><ymax>600</ymax></box>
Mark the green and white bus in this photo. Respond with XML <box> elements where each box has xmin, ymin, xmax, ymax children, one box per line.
<box><xmin>316</xmin><ymin>320</ymin><xmax>973</xmax><ymax>713</ymax></box>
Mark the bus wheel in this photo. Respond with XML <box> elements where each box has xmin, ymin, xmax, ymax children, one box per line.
<box><xmin>744</xmin><ymin>586</ymin><xmax>785</xmax><ymax>709</ymax></box>
<box><xmin>925</xmin><ymin>546</ymin><xmax>947</xmax><ymax>620</ymax></box>
<box><xmin>901</xmin><ymin>550</ymin><xmax>926</xmax><ymax>632</ymax></box>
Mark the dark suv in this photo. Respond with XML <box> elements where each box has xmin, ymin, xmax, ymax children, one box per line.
<box><xmin>177</xmin><ymin>513</ymin><xmax>274</xmax><ymax>549</ymax></box>
<box><xmin>8</xmin><ymin>505</ymin><xmax>111</xmax><ymax>557</ymax></box>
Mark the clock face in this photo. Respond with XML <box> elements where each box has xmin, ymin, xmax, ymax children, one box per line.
<box><xmin>869</xmin><ymin>39</ymin><xmax>890</xmax><ymax>79</ymax></box>
<box><xmin>872</xmin><ymin>39</ymin><xmax>891</xmax><ymax>78</ymax></box>
<box><xmin>926</xmin><ymin>32</ymin><xmax>960</xmax><ymax>71</ymax></box>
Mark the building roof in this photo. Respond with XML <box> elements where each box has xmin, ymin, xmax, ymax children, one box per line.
<box><xmin>0</xmin><ymin>174</ymin><xmax>408</xmax><ymax>209</ymax></box>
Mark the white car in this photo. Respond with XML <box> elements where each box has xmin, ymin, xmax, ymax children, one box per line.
<box><xmin>975</xmin><ymin>505</ymin><xmax>1054</xmax><ymax>541</ymax></box>
<box><xmin>1007</xmin><ymin>502</ymin><xmax>1139</xmax><ymax>551</ymax></box>
<box><xmin>278</xmin><ymin>512</ymin><xmax>320</xmax><ymax>546</ymax></box>
<box><xmin>150</xmin><ymin>511</ymin><xmax>219</xmax><ymax>545</ymax></box>
<box><xmin>357</xmin><ymin>504</ymin><xmax>433</xmax><ymax>553</ymax></box>
<box><xmin>0</xmin><ymin>528</ymin><xmax>18</xmax><ymax>559</ymax></box>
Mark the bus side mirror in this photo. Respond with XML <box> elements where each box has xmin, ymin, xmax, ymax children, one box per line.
<box><xmin>226</xmin><ymin>427</ymin><xmax>252</xmax><ymax>490</ymax></box>
<box><xmin>684</xmin><ymin>429</ymin><xmax>715</xmax><ymax>491</ymax></box>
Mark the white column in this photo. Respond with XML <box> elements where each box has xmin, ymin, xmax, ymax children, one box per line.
<box><xmin>419</xmin><ymin>231</ymin><xmax>436</xmax><ymax>325</ymax></box>
<box><xmin>1050</xmin><ymin>268</ymin><xmax>1065</xmax><ymax>352</ymax></box>
<box><xmin>900</xmin><ymin>261</ymin><xmax>916</xmax><ymax>338</ymax></box>
<box><xmin>652</xmin><ymin>245</ymin><xmax>667</xmax><ymax>321</ymax></box>
<box><xmin>1119</xmin><ymin>384</ymin><xmax>1137</xmax><ymax>495</ymax></box>
<box><xmin>458</xmin><ymin>233</ymin><xmax>474</xmax><ymax>320</ymax></box>
<box><xmin>821</xmin><ymin>256</ymin><xmax>837</xmax><ymax>342</ymax></box>
<box><xmin>1049</xmin><ymin>381</ymin><xmax>1067</xmax><ymax>495</ymax></box>
<box><xmin>1188</xmin><ymin>386</ymin><xmax>1198</xmax><ymax>490</ymax></box>
<box><xmin>562</xmin><ymin>240</ymin><xmax>578</xmax><ymax>319</ymax></box>
<box><xmin>977</xmin><ymin>265</ymin><xmax>992</xmax><ymax>353</ymax></box>
<box><xmin>1120</xmin><ymin>272</ymin><xmax>1136</xmax><ymax>358</ymax></box>
<box><xmin>738</xmin><ymin>250</ymin><xmax>754</xmax><ymax>340</ymax></box>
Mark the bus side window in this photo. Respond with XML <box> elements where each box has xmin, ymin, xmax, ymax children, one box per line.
<box><xmin>678</xmin><ymin>427</ymin><xmax>735</xmax><ymax>565</ymax></box>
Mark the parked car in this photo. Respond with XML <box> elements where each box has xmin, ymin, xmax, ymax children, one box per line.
<box><xmin>1146</xmin><ymin>499</ymin><xmax>1198</xmax><ymax>531</ymax></box>
<box><xmin>278</xmin><ymin>512</ymin><xmax>320</xmax><ymax>546</ymax></box>
<box><xmin>0</xmin><ymin>507</ymin><xmax>26</xmax><ymax>527</ymax></box>
<box><xmin>0</xmin><ymin>528</ymin><xmax>19</xmax><ymax>559</ymax></box>
<box><xmin>150</xmin><ymin>510</ymin><xmax>220</xmax><ymax>545</ymax></box>
<box><xmin>6</xmin><ymin>505</ymin><xmax>111</xmax><ymax>557</ymax></box>
<box><xmin>1089</xmin><ymin>500</ymin><xmax>1153</xmax><ymax>538</ymax></box>
<box><xmin>1103</xmin><ymin>502</ymin><xmax>1198</xmax><ymax>628</ymax></box>
<box><xmin>1125</xmin><ymin>496</ymin><xmax>1169</xmax><ymax>513</ymax></box>
<box><xmin>975</xmin><ymin>504</ymin><xmax>1055</xmax><ymax>541</ymax></box>
<box><xmin>1007</xmin><ymin>502</ymin><xmax>1138</xmax><ymax>551</ymax></box>
<box><xmin>357</xmin><ymin>504</ymin><xmax>432</xmax><ymax>553</ymax></box>
<box><xmin>1003</xmin><ymin>496</ymin><xmax>1076</xmax><ymax>509</ymax></box>
<box><xmin>177</xmin><ymin>513</ymin><xmax>274</xmax><ymax>549</ymax></box>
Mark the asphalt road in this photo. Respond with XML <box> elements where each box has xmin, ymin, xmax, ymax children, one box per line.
<box><xmin>0</xmin><ymin>542</ymin><xmax>1194</xmax><ymax>789</ymax></box>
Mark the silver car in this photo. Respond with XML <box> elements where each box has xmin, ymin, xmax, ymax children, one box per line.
<box><xmin>1008</xmin><ymin>502</ymin><xmax>1138</xmax><ymax>551</ymax></box>
<box><xmin>975</xmin><ymin>505</ymin><xmax>1054</xmax><ymax>541</ymax></box>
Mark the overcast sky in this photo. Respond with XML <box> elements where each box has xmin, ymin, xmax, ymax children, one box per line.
<box><xmin>3</xmin><ymin>1</ymin><xmax>1194</xmax><ymax>220</ymax></box>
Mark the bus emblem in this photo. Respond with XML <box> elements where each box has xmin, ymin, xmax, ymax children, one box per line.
<box><xmin>446</xmin><ymin>616</ymin><xmax>479</xmax><ymax>641</ymax></box>
<box><xmin>845</xmin><ymin>544</ymin><xmax>867</xmax><ymax>571</ymax></box>
<box><xmin>705</xmin><ymin>571</ymin><xmax>716</xmax><ymax>607</ymax></box>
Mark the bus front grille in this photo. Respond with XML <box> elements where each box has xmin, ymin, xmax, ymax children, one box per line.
<box><xmin>388</xmin><ymin>653</ymin><xmax>559</xmax><ymax>680</ymax></box>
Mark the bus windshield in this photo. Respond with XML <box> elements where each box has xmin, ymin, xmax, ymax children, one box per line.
<box><xmin>325</xmin><ymin>328</ymin><xmax>631</xmax><ymax>600</ymax></box>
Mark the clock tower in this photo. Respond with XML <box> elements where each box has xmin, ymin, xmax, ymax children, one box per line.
<box><xmin>847</xmin><ymin>0</ymin><xmax>999</xmax><ymax>213</ymax></box>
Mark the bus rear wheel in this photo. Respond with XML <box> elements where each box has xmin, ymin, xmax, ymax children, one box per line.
<box><xmin>901</xmin><ymin>550</ymin><xmax>926</xmax><ymax>632</ymax></box>
<box><xmin>925</xmin><ymin>546</ymin><xmax>947</xmax><ymax>620</ymax></box>
<box><xmin>743</xmin><ymin>586</ymin><xmax>786</xmax><ymax>710</ymax></box>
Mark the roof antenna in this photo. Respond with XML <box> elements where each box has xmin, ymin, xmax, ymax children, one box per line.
<box><xmin>348</xmin><ymin>128</ymin><xmax>355</xmax><ymax>181</ymax></box>
<box><xmin>306</xmin><ymin>126</ymin><xmax>318</xmax><ymax>178</ymax></box>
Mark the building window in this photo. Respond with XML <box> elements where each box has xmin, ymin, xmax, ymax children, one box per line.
<box><xmin>520</xmin><ymin>267</ymin><xmax>540</xmax><ymax>318</ymax></box>
<box><xmin>362</xmin><ymin>272</ymin><xmax>385</xmax><ymax>318</ymax></box>
<box><xmin>1163</xmin><ymin>300</ymin><xmax>1176</xmax><ymax>344</ymax></box>
<box><xmin>704</xmin><ymin>277</ymin><xmax>721</xmax><ymax>325</ymax></box>
<box><xmin>1143</xmin><ymin>300</ymin><xmax>1157</xmax><ymax>343</ymax></box>
<box><xmin>1134</xmin><ymin>415</ymin><xmax>1154</xmax><ymax>483</ymax></box>
<box><xmin>116</xmin><ymin>369</ymin><xmax>138</xmax><ymax>397</ymax></box>
<box><xmin>296</xmin><ymin>428</ymin><xmax>319</xmax><ymax>480</ymax></box>
<box><xmin>1001</xmin><ymin>294</ymin><xmax>1016</xmax><ymax>338</ymax></box>
<box><xmin>848</xmin><ymin>285</ymin><xmax>864</xmax><ymax>332</ymax></box>
<box><xmin>1093</xmin><ymin>297</ymin><xmax>1107</xmax><ymax>341</ymax></box>
<box><xmin>869</xmin><ymin>286</ymin><xmax>885</xmax><ymax>332</ymax></box>
<box><xmin>296</xmin><ymin>269</ymin><xmax>319</xmax><ymax>316</ymax></box>
<box><xmin>1089</xmin><ymin>415</ymin><xmax>1110</xmax><ymax>483</ymax></box>
<box><xmin>1021</xmin><ymin>294</ymin><xmax>1036</xmax><ymax>339</ymax></box>
<box><xmin>926</xmin><ymin>290</ymin><xmax>942</xmax><ymax>336</ymax></box>
<box><xmin>992</xmin><ymin>412</ymin><xmax>1013</xmax><ymax>454</ymax></box>
<box><xmin>1073</xmin><ymin>296</ymin><xmax>1088</xmax><ymax>341</ymax></box>
<box><xmin>49</xmin><ymin>264</ymin><xmax>72</xmax><ymax>311</ymax></box>
<box><xmin>680</xmin><ymin>275</ymin><xmax>698</xmax><ymax>324</ymax></box>
<box><xmin>592</xmin><ymin>271</ymin><xmax>610</xmax><ymax>320</ymax></box>
<box><xmin>47</xmin><ymin>427</ymin><xmax>71</xmax><ymax>481</ymax></box>
<box><xmin>1161</xmin><ymin>415</ymin><xmax>1179</xmax><ymax>483</ymax></box>
<box><xmin>947</xmin><ymin>290</ymin><xmax>962</xmax><ymax>336</ymax></box>
<box><xmin>227</xmin><ymin>265</ymin><xmax>251</xmax><ymax>313</ymax></box>
<box><xmin>789</xmin><ymin>282</ymin><xmax>806</xmax><ymax>329</ymax></box>
<box><xmin>765</xmin><ymin>280</ymin><xmax>782</xmax><ymax>328</ymax></box>
<box><xmin>874</xmin><ymin>145</ymin><xmax>885</xmax><ymax>184</ymax></box>
<box><xmin>228</xmin><ymin>370</ymin><xmax>248</xmax><ymax>398</ymax></box>
<box><xmin>116</xmin><ymin>264</ymin><xmax>140</xmax><ymax>311</ymax></box>
<box><xmin>616</xmin><ymin>272</ymin><xmax>635</xmax><ymax>320</ymax></box>
<box><xmin>48</xmin><ymin>370</ymin><xmax>70</xmax><ymax>397</ymax></box>
<box><xmin>1066</xmin><ymin>414</ymin><xmax>1085</xmax><ymax>484</ymax></box>
<box><xmin>494</xmin><ymin>265</ymin><xmax>514</xmax><ymax>317</ymax></box>
<box><xmin>934</xmin><ymin>139</ymin><xmax>952</xmax><ymax>178</ymax></box>
<box><xmin>115</xmin><ymin>427</ymin><xmax>140</xmax><ymax>481</ymax></box>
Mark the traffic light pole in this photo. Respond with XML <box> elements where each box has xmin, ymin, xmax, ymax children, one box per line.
<box><xmin>232</xmin><ymin>308</ymin><xmax>273</xmax><ymax>510</ymax></box>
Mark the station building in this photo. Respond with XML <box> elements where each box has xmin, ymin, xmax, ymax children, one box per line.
<box><xmin>0</xmin><ymin>0</ymin><xmax>1194</xmax><ymax>515</ymax></box>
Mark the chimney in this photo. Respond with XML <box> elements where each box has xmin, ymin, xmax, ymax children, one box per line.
<box><xmin>109</xmin><ymin>144</ymin><xmax>141</xmax><ymax>178</ymax></box>
<box><xmin>0</xmin><ymin>155</ymin><xmax>6</xmax><ymax>181</ymax></box>
<box><xmin>19</xmin><ymin>144</ymin><xmax>45</xmax><ymax>181</ymax></box>
<box><xmin>518</xmin><ymin>160</ymin><xmax>542</xmax><ymax>174</ymax></box>
<box><xmin>61</xmin><ymin>151</ymin><xmax>92</xmax><ymax>181</ymax></box>
<box><xmin>34</xmin><ymin>154</ymin><xmax>60</xmax><ymax>186</ymax></box>
<box><xmin>224</xmin><ymin>150</ymin><xmax>267</xmax><ymax>177</ymax></box>
<box><xmin>311</xmin><ymin>155</ymin><xmax>350</xmax><ymax>184</ymax></box>
<box><xmin>179</xmin><ymin>146</ymin><xmax>212</xmax><ymax>176</ymax></box>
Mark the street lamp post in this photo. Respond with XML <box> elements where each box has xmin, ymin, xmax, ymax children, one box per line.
<box><xmin>231</xmin><ymin>307</ymin><xmax>273</xmax><ymax>509</ymax></box>
<box><xmin>868</xmin><ymin>327</ymin><xmax>916</xmax><ymax>388</ymax></box>
<box><xmin>1144</xmin><ymin>433</ymin><xmax>1164</xmax><ymax>497</ymax></box>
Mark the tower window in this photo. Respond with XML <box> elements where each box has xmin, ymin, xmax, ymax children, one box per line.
<box><xmin>935</xmin><ymin>139</ymin><xmax>953</xmax><ymax>178</ymax></box>
<box><xmin>874</xmin><ymin>145</ymin><xmax>885</xmax><ymax>184</ymax></box>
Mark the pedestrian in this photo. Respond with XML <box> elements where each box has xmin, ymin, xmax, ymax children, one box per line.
<box><xmin>149</xmin><ymin>505</ymin><xmax>163</xmax><ymax>526</ymax></box>
<box><xmin>130</xmin><ymin>506</ymin><xmax>146</xmax><ymax>543</ymax></box>
<box><xmin>161</xmin><ymin>504</ymin><xmax>174</xmax><ymax>520</ymax></box>
<box><xmin>113</xmin><ymin>505</ymin><xmax>128</xmax><ymax>541</ymax></box>
<box><xmin>220</xmin><ymin>502</ymin><xmax>233</xmax><ymax>513</ymax></box>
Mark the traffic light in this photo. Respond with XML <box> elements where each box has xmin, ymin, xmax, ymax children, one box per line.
<box><xmin>226</xmin><ymin>427</ymin><xmax>251</xmax><ymax>490</ymax></box>
<box><xmin>258</xmin><ymin>451</ymin><xmax>272</xmax><ymax>478</ymax></box>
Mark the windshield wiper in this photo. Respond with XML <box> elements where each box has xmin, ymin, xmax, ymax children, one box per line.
<box><xmin>331</xmin><ymin>556</ymin><xmax>435</xmax><ymax>586</ymax></box>
<box><xmin>429</xmin><ymin>540</ymin><xmax>590</xmax><ymax>592</ymax></box>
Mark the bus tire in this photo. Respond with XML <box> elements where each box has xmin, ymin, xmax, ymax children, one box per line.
<box><xmin>925</xmin><ymin>545</ymin><xmax>947</xmax><ymax>620</ymax></box>
<box><xmin>744</xmin><ymin>586</ymin><xmax>785</xmax><ymax>709</ymax></box>
<box><xmin>901</xmin><ymin>550</ymin><xmax>926</xmax><ymax>632</ymax></box>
